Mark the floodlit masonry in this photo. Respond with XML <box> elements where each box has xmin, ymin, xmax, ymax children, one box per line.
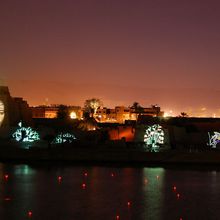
<box><xmin>0</xmin><ymin>86</ymin><xmax>32</xmax><ymax>128</ymax></box>
<box><xmin>95</xmin><ymin>105</ymin><xmax>164</xmax><ymax>123</ymax></box>
<box><xmin>31</xmin><ymin>105</ymin><xmax>83</xmax><ymax>119</ymax></box>
<box><xmin>0</xmin><ymin>86</ymin><xmax>164</xmax><ymax>124</ymax></box>
<box><xmin>31</xmin><ymin>105</ymin><xmax>164</xmax><ymax>123</ymax></box>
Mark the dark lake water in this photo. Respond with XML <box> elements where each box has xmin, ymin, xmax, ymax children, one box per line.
<box><xmin>0</xmin><ymin>163</ymin><xmax>219</xmax><ymax>220</ymax></box>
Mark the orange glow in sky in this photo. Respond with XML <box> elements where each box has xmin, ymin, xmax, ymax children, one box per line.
<box><xmin>1</xmin><ymin>1</ymin><xmax>220</xmax><ymax>116</ymax></box>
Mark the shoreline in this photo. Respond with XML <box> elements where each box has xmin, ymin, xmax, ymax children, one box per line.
<box><xmin>1</xmin><ymin>146</ymin><xmax>220</xmax><ymax>167</ymax></box>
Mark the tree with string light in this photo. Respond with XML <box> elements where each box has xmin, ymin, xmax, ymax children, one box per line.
<box><xmin>83</xmin><ymin>98</ymin><xmax>103</xmax><ymax>118</ymax></box>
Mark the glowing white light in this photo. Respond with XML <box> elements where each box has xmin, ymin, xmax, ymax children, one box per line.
<box><xmin>12</xmin><ymin>122</ymin><xmax>40</xmax><ymax>142</ymax></box>
<box><xmin>164</xmin><ymin>110</ymin><xmax>173</xmax><ymax>117</ymax></box>
<box><xmin>0</xmin><ymin>100</ymin><xmax>5</xmax><ymax>127</ymax></box>
<box><xmin>208</xmin><ymin>132</ymin><xmax>220</xmax><ymax>148</ymax></box>
<box><xmin>70</xmin><ymin>111</ymin><xmax>77</xmax><ymax>119</ymax></box>
<box><xmin>53</xmin><ymin>132</ymin><xmax>76</xmax><ymax>144</ymax></box>
<box><xmin>144</xmin><ymin>124</ymin><xmax>164</xmax><ymax>152</ymax></box>
<box><xmin>163</xmin><ymin>112</ymin><xmax>169</xmax><ymax>118</ymax></box>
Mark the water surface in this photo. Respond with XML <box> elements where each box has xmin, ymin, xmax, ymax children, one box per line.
<box><xmin>0</xmin><ymin>163</ymin><xmax>219</xmax><ymax>220</ymax></box>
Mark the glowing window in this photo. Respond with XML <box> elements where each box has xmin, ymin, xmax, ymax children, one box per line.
<box><xmin>70</xmin><ymin>111</ymin><xmax>77</xmax><ymax>119</ymax></box>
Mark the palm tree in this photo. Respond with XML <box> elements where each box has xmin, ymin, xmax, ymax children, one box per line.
<box><xmin>179</xmin><ymin>112</ymin><xmax>189</xmax><ymax>117</ymax></box>
<box><xmin>131</xmin><ymin>102</ymin><xmax>143</xmax><ymax>120</ymax></box>
<box><xmin>57</xmin><ymin>105</ymin><xmax>69</xmax><ymax>120</ymax></box>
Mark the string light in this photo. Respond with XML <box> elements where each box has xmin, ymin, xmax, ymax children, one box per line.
<box><xmin>53</xmin><ymin>132</ymin><xmax>76</xmax><ymax>144</ymax></box>
<box><xmin>208</xmin><ymin>132</ymin><xmax>220</xmax><ymax>148</ymax></box>
<box><xmin>144</xmin><ymin>124</ymin><xmax>164</xmax><ymax>152</ymax></box>
<box><xmin>12</xmin><ymin>122</ymin><xmax>40</xmax><ymax>143</ymax></box>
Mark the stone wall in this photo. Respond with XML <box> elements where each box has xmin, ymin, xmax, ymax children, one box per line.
<box><xmin>0</xmin><ymin>86</ymin><xmax>32</xmax><ymax>138</ymax></box>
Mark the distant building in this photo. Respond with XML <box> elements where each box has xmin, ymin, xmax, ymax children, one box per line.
<box><xmin>31</xmin><ymin>106</ymin><xmax>57</xmax><ymax>118</ymax></box>
<box><xmin>31</xmin><ymin>103</ymin><xmax>163</xmax><ymax>124</ymax></box>
<box><xmin>134</xmin><ymin>105</ymin><xmax>164</xmax><ymax>117</ymax></box>
<box><xmin>96</xmin><ymin>106</ymin><xmax>129</xmax><ymax>123</ymax></box>
<box><xmin>0</xmin><ymin>86</ymin><xmax>32</xmax><ymax>128</ymax></box>
<box><xmin>95</xmin><ymin>105</ymin><xmax>164</xmax><ymax>124</ymax></box>
<box><xmin>31</xmin><ymin>105</ymin><xmax>83</xmax><ymax>120</ymax></box>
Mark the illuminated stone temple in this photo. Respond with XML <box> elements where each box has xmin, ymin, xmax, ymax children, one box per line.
<box><xmin>0</xmin><ymin>86</ymin><xmax>32</xmax><ymax>132</ymax></box>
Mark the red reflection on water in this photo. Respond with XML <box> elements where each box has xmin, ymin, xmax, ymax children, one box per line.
<box><xmin>58</xmin><ymin>176</ymin><xmax>62</xmax><ymax>183</ymax></box>
<box><xmin>82</xmin><ymin>183</ymin><xmax>86</xmax><ymax>189</ymax></box>
<box><xmin>177</xmin><ymin>193</ymin><xmax>180</xmax><ymax>199</ymax></box>
<box><xmin>4</xmin><ymin>174</ymin><xmax>9</xmax><ymax>181</ymax></box>
<box><xmin>28</xmin><ymin>211</ymin><xmax>32</xmax><ymax>218</ymax></box>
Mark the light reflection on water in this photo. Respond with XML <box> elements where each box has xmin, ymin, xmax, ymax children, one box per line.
<box><xmin>142</xmin><ymin>168</ymin><xmax>165</xmax><ymax>220</ymax></box>
<box><xmin>0</xmin><ymin>164</ymin><xmax>219</xmax><ymax>219</ymax></box>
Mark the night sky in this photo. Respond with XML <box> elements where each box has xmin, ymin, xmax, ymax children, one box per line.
<box><xmin>1</xmin><ymin>0</ymin><xmax>220</xmax><ymax>116</ymax></box>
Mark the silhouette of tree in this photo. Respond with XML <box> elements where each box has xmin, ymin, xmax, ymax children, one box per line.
<box><xmin>78</xmin><ymin>117</ymin><xmax>98</xmax><ymax>131</ymax></box>
<box><xmin>43</xmin><ymin>134</ymin><xmax>55</xmax><ymax>149</ymax></box>
<box><xmin>131</xmin><ymin>102</ymin><xmax>144</xmax><ymax>119</ymax></box>
<box><xmin>179</xmin><ymin>112</ymin><xmax>188</xmax><ymax>117</ymax></box>
<box><xmin>57</xmin><ymin>105</ymin><xmax>69</xmax><ymax>120</ymax></box>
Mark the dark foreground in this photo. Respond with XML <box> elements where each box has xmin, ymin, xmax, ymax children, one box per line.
<box><xmin>1</xmin><ymin>145</ymin><xmax>220</xmax><ymax>165</ymax></box>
